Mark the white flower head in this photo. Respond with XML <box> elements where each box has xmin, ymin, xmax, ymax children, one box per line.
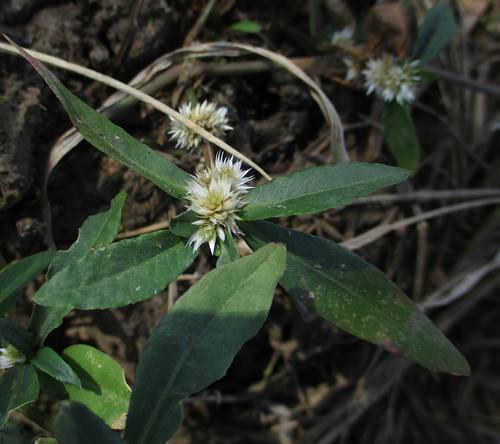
<box><xmin>362</xmin><ymin>55</ymin><xmax>420</xmax><ymax>105</ymax></box>
<box><xmin>184</xmin><ymin>153</ymin><xmax>253</xmax><ymax>254</ymax></box>
<box><xmin>169</xmin><ymin>101</ymin><xmax>233</xmax><ymax>151</ymax></box>
<box><xmin>0</xmin><ymin>344</ymin><xmax>26</xmax><ymax>370</ymax></box>
<box><xmin>331</xmin><ymin>27</ymin><xmax>355</xmax><ymax>46</ymax></box>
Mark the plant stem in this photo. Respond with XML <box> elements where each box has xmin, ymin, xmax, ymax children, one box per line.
<box><xmin>202</xmin><ymin>143</ymin><xmax>215</xmax><ymax>167</ymax></box>
<box><xmin>18</xmin><ymin>404</ymin><xmax>55</xmax><ymax>435</ymax></box>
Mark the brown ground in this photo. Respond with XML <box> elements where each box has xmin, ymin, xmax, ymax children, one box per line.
<box><xmin>1</xmin><ymin>0</ymin><xmax>500</xmax><ymax>443</ymax></box>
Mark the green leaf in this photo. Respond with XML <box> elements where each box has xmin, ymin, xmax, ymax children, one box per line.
<box><xmin>125</xmin><ymin>243</ymin><xmax>286</xmax><ymax>444</ymax></box>
<box><xmin>29</xmin><ymin>306</ymin><xmax>71</xmax><ymax>349</ymax></box>
<box><xmin>0</xmin><ymin>425</ymin><xmax>31</xmax><ymax>444</ymax></box>
<box><xmin>33</xmin><ymin>231</ymin><xmax>198</xmax><ymax>310</ymax></box>
<box><xmin>240</xmin><ymin>220</ymin><xmax>470</xmax><ymax>376</ymax></box>
<box><xmin>0</xmin><ymin>319</ymin><xmax>35</xmax><ymax>355</ymax></box>
<box><xmin>36</xmin><ymin>369</ymin><xmax>66</xmax><ymax>402</ymax></box>
<box><xmin>0</xmin><ymin>365</ymin><xmax>39</xmax><ymax>427</ymax></box>
<box><xmin>5</xmin><ymin>37</ymin><xmax>192</xmax><ymax>201</ymax></box>
<box><xmin>239</xmin><ymin>163</ymin><xmax>410</xmax><ymax>221</ymax></box>
<box><xmin>55</xmin><ymin>401</ymin><xmax>127</xmax><ymax>444</ymax></box>
<box><xmin>30</xmin><ymin>192</ymin><xmax>126</xmax><ymax>344</ymax></box>
<box><xmin>216</xmin><ymin>232</ymin><xmax>239</xmax><ymax>267</ymax></box>
<box><xmin>0</xmin><ymin>251</ymin><xmax>55</xmax><ymax>316</ymax></box>
<box><xmin>47</xmin><ymin>191</ymin><xmax>127</xmax><ymax>279</ymax></box>
<box><xmin>382</xmin><ymin>101</ymin><xmax>420</xmax><ymax>174</ymax></box>
<box><xmin>411</xmin><ymin>1</ymin><xmax>455</xmax><ymax>67</ymax></box>
<box><xmin>31</xmin><ymin>347</ymin><xmax>81</xmax><ymax>389</ymax></box>
<box><xmin>60</xmin><ymin>345</ymin><xmax>130</xmax><ymax>429</ymax></box>
<box><xmin>228</xmin><ymin>20</ymin><xmax>262</xmax><ymax>33</ymax></box>
<box><xmin>415</xmin><ymin>69</ymin><xmax>441</xmax><ymax>85</ymax></box>
<box><xmin>169</xmin><ymin>210</ymin><xmax>199</xmax><ymax>239</ymax></box>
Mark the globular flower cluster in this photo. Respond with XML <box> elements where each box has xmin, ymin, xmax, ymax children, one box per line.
<box><xmin>362</xmin><ymin>55</ymin><xmax>420</xmax><ymax>105</ymax></box>
<box><xmin>331</xmin><ymin>27</ymin><xmax>355</xmax><ymax>46</ymax></box>
<box><xmin>0</xmin><ymin>344</ymin><xmax>26</xmax><ymax>370</ymax></box>
<box><xmin>169</xmin><ymin>101</ymin><xmax>233</xmax><ymax>152</ymax></box>
<box><xmin>184</xmin><ymin>153</ymin><xmax>253</xmax><ymax>253</ymax></box>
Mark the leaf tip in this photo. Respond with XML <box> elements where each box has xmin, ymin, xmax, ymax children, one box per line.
<box><xmin>3</xmin><ymin>34</ymin><xmax>44</xmax><ymax>74</ymax></box>
<box><xmin>451</xmin><ymin>356</ymin><xmax>470</xmax><ymax>377</ymax></box>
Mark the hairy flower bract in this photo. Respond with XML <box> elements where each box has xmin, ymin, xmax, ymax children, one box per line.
<box><xmin>0</xmin><ymin>344</ymin><xmax>26</xmax><ymax>370</ymax></box>
<box><xmin>169</xmin><ymin>101</ymin><xmax>233</xmax><ymax>151</ymax></box>
<box><xmin>362</xmin><ymin>55</ymin><xmax>420</xmax><ymax>105</ymax></box>
<box><xmin>184</xmin><ymin>153</ymin><xmax>253</xmax><ymax>253</ymax></box>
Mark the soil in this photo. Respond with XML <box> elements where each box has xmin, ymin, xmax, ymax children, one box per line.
<box><xmin>2</xmin><ymin>0</ymin><xmax>500</xmax><ymax>443</ymax></box>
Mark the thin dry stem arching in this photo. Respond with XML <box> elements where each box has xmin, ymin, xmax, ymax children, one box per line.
<box><xmin>420</xmin><ymin>249</ymin><xmax>500</xmax><ymax>310</ymax></box>
<box><xmin>0</xmin><ymin>39</ymin><xmax>271</xmax><ymax>181</ymax></box>
<box><xmin>115</xmin><ymin>221</ymin><xmax>170</xmax><ymax>240</ymax></box>
<box><xmin>351</xmin><ymin>188</ymin><xmax>500</xmax><ymax>204</ymax></box>
<box><xmin>341</xmin><ymin>198</ymin><xmax>500</xmax><ymax>250</ymax></box>
<box><xmin>209</xmin><ymin>42</ymin><xmax>349</xmax><ymax>164</ymax></box>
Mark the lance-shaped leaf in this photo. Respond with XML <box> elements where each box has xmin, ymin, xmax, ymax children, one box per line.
<box><xmin>0</xmin><ymin>365</ymin><xmax>39</xmax><ymax>427</ymax></box>
<box><xmin>33</xmin><ymin>231</ymin><xmax>198</xmax><ymax>310</ymax></box>
<box><xmin>5</xmin><ymin>36</ymin><xmax>191</xmax><ymax>201</ymax></box>
<box><xmin>0</xmin><ymin>319</ymin><xmax>36</xmax><ymax>355</ymax></box>
<box><xmin>60</xmin><ymin>345</ymin><xmax>131</xmax><ymax>429</ymax></box>
<box><xmin>55</xmin><ymin>401</ymin><xmax>127</xmax><ymax>444</ymax></box>
<box><xmin>169</xmin><ymin>210</ymin><xmax>199</xmax><ymax>239</ymax></box>
<box><xmin>240</xmin><ymin>220</ymin><xmax>470</xmax><ymax>376</ymax></box>
<box><xmin>239</xmin><ymin>163</ymin><xmax>409</xmax><ymax>221</ymax></box>
<box><xmin>411</xmin><ymin>1</ymin><xmax>455</xmax><ymax>67</ymax></box>
<box><xmin>29</xmin><ymin>306</ymin><xmax>72</xmax><ymax>349</ymax></box>
<box><xmin>47</xmin><ymin>191</ymin><xmax>127</xmax><ymax>279</ymax></box>
<box><xmin>125</xmin><ymin>243</ymin><xmax>286</xmax><ymax>444</ymax></box>
<box><xmin>382</xmin><ymin>101</ymin><xmax>420</xmax><ymax>174</ymax></box>
<box><xmin>31</xmin><ymin>347</ymin><xmax>81</xmax><ymax>389</ymax></box>
<box><xmin>0</xmin><ymin>251</ymin><xmax>55</xmax><ymax>316</ymax></box>
<box><xmin>36</xmin><ymin>368</ymin><xmax>68</xmax><ymax>402</ymax></box>
<box><xmin>29</xmin><ymin>192</ymin><xmax>126</xmax><ymax>344</ymax></box>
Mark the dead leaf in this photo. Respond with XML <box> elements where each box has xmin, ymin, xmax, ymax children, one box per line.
<box><xmin>459</xmin><ymin>0</ymin><xmax>491</xmax><ymax>34</ymax></box>
<box><xmin>324</xmin><ymin>0</ymin><xmax>356</xmax><ymax>28</ymax></box>
<box><xmin>364</xmin><ymin>2</ymin><xmax>412</xmax><ymax>59</ymax></box>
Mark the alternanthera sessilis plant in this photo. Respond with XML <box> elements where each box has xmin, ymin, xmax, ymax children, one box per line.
<box><xmin>341</xmin><ymin>1</ymin><xmax>456</xmax><ymax>174</ymax></box>
<box><xmin>0</xmin><ymin>33</ymin><xmax>468</xmax><ymax>444</ymax></box>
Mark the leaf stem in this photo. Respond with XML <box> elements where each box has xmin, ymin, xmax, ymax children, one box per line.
<box><xmin>18</xmin><ymin>404</ymin><xmax>55</xmax><ymax>435</ymax></box>
<box><xmin>202</xmin><ymin>143</ymin><xmax>215</xmax><ymax>168</ymax></box>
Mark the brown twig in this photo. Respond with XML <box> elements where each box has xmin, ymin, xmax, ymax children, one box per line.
<box><xmin>183</xmin><ymin>0</ymin><xmax>219</xmax><ymax>47</ymax></box>
<box><xmin>426</xmin><ymin>66</ymin><xmax>500</xmax><ymax>99</ymax></box>
<box><xmin>341</xmin><ymin>198</ymin><xmax>500</xmax><ymax>250</ymax></box>
<box><xmin>113</xmin><ymin>0</ymin><xmax>145</xmax><ymax>70</ymax></box>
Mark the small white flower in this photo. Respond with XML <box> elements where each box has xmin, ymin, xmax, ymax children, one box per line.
<box><xmin>184</xmin><ymin>153</ymin><xmax>253</xmax><ymax>254</ymax></box>
<box><xmin>0</xmin><ymin>344</ymin><xmax>26</xmax><ymax>370</ymax></box>
<box><xmin>169</xmin><ymin>101</ymin><xmax>233</xmax><ymax>151</ymax></box>
<box><xmin>362</xmin><ymin>55</ymin><xmax>420</xmax><ymax>105</ymax></box>
<box><xmin>331</xmin><ymin>27</ymin><xmax>355</xmax><ymax>46</ymax></box>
